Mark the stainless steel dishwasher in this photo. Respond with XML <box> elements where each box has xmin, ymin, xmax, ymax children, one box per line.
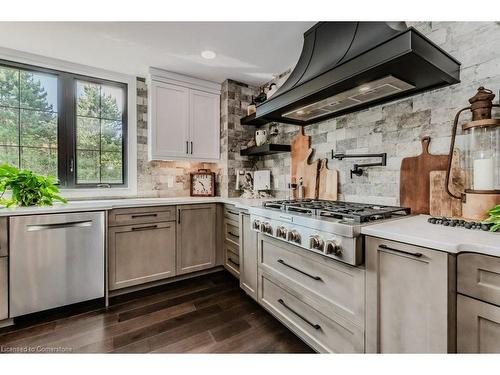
<box><xmin>9</xmin><ymin>211</ymin><xmax>105</xmax><ymax>317</ymax></box>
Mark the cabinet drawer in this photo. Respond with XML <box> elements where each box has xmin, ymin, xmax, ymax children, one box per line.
<box><xmin>458</xmin><ymin>253</ymin><xmax>500</xmax><ymax>306</ymax></box>
<box><xmin>108</xmin><ymin>206</ymin><xmax>176</xmax><ymax>227</ymax></box>
<box><xmin>224</xmin><ymin>243</ymin><xmax>240</xmax><ymax>278</ymax></box>
<box><xmin>224</xmin><ymin>206</ymin><xmax>240</xmax><ymax>222</ymax></box>
<box><xmin>457</xmin><ymin>294</ymin><xmax>500</xmax><ymax>353</ymax></box>
<box><xmin>0</xmin><ymin>217</ymin><xmax>7</xmax><ymax>257</ymax></box>
<box><xmin>108</xmin><ymin>221</ymin><xmax>176</xmax><ymax>290</ymax></box>
<box><xmin>224</xmin><ymin>219</ymin><xmax>240</xmax><ymax>247</ymax></box>
<box><xmin>258</xmin><ymin>235</ymin><xmax>364</xmax><ymax>326</ymax></box>
<box><xmin>259</xmin><ymin>273</ymin><xmax>363</xmax><ymax>353</ymax></box>
<box><xmin>0</xmin><ymin>257</ymin><xmax>7</xmax><ymax>320</ymax></box>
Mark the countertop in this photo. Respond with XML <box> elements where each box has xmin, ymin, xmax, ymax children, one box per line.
<box><xmin>361</xmin><ymin>214</ymin><xmax>500</xmax><ymax>257</ymax></box>
<box><xmin>0</xmin><ymin>197</ymin><xmax>271</xmax><ymax>217</ymax></box>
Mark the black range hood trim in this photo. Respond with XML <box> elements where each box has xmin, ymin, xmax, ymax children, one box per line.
<box><xmin>253</xmin><ymin>26</ymin><xmax>461</xmax><ymax>126</ymax></box>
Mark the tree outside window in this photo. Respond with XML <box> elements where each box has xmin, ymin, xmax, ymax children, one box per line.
<box><xmin>0</xmin><ymin>62</ymin><xmax>127</xmax><ymax>187</ymax></box>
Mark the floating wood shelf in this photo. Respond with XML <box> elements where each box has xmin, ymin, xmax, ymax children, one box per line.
<box><xmin>240</xmin><ymin>144</ymin><xmax>291</xmax><ymax>157</ymax></box>
<box><xmin>240</xmin><ymin>113</ymin><xmax>269</xmax><ymax>126</ymax></box>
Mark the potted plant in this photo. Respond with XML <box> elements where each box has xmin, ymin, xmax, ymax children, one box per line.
<box><xmin>0</xmin><ymin>163</ymin><xmax>67</xmax><ymax>207</ymax></box>
<box><xmin>485</xmin><ymin>205</ymin><xmax>500</xmax><ymax>232</ymax></box>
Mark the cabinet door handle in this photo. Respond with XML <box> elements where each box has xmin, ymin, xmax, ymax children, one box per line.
<box><xmin>178</xmin><ymin>209</ymin><xmax>181</xmax><ymax>224</ymax></box>
<box><xmin>186</xmin><ymin>141</ymin><xmax>189</xmax><ymax>154</ymax></box>
<box><xmin>277</xmin><ymin>259</ymin><xmax>322</xmax><ymax>281</ymax></box>
<box><xmin>228</xmin><ymin>231</ymin><xmax>239</xmax><ymax>238</ymax></box>
<box><xmin>278</xmin><ymin>299</ymin><xmax>321</xmax><ymax>330</ymax></box>
<box><xmin>131</xmin><ymin>225</ymin><xmax>158</xmax><ymax>232</ymax></box>
<box><xmin>190</xmin><ymin>141</ymin><xmax>193</xmax><ymax>154</ymax></box>
<box><xmin>131</xmin><ymin>213</ymin><xmax>158</xmax><ymax>219</ymax></box>
<box><xmin>228</xmin><ymin>257</ymin><xmax>240</xmax><ymax>267</ymax></box>
<box><xmin>378</xmin><ymin>244</ymin><xmax>423</xmax><ymax>258</ymax></box>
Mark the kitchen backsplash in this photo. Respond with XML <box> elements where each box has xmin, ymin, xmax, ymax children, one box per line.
<box><xmin>253</xmin><ymin>21</ymin><xmax>500</xmax><ymax>205</ymax></box>
<box><xmin>136</xmin><ymin>22</ymin><xmax>500</xmax><ymax>202</ymax></box>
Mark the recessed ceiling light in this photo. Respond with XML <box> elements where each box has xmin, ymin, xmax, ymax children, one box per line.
<box><xmin>201</xmin><ymin>50</ymin><xmax>216</xmax><ymax>59</ymax></box>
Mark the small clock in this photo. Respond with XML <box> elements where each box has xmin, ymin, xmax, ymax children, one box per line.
<box><xmin>190</xmin><ymin>169</ymin><xmax>215</xmax><ymax>197</ymax></box>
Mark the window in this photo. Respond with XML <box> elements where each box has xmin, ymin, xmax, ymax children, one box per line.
<box><xmin>0</xmin><ymin>61</ymin><xmax>127</xmax><ymax>188</ymax></box>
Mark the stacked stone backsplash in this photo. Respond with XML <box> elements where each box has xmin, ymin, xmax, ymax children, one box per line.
<box><xmin>220</xmin><ymin>79</ymin><xmax>260</xmax><ymax>197</ymax></box>
<box><xmin>252</xmin><ymin>21</ymin><xmax>500</xmax><ymax>205</ymax></box>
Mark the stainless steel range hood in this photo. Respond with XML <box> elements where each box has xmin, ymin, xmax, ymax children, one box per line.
<box><xmin>255</xmin><ymin>22</ymin><xmax>461</xmax><ymax>126</ymax></box>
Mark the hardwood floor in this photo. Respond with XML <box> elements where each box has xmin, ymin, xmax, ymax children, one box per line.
<box><xmin>0</xmin><ymin>271</ymin><xmax>314</xmax><ymax>353</ymax></box>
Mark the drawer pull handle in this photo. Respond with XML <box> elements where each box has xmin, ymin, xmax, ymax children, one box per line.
<box><xmin>228</xmin><ymin>231</ymin><xmax>239</xmax><ymax>238</ymax></box>
<box><xmin>379</xmin><ymin>244</ymin><xmax>423</xmax><ymax>258</ymax></box>
<box><xmin>131</xmin><ymin>213</ymin><xmax>158</xmax><ymax>219</ymax></box>
<box><xmin>277</xmin><ymin>259</ymin><xmax>322</xmax><ymax>281</ymax></box>
<box><xmin>131</xmin><ymin>225</ymin><xmax>158</xmax><ymax>231</ymax></box>
<box><xmin>228</xmin><ymin>257</ymin><xmax>240</xmax><ymax>267</ymax></box>
<box><xmin>278</xmin><ymin>299</ymin><xmax>321</xmax><ymax>330</ymax></box>
<box><xmin>227</xmin><ymin>210</ymin><xmax>239</xmax><ymax>216</ymax></box>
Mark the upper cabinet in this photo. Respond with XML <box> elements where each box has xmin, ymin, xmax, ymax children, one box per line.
<box><xmin>148</xmin><ymin>68</ymin><xmax>221</xmax><ymax>162</ymax></box>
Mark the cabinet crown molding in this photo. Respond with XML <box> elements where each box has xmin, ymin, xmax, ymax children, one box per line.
<box><xmin>148</xmin><ymin>67</ymin><xmax>221</xmax><ymax>95</ymax></box>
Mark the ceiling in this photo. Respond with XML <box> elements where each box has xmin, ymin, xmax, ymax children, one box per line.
<box><xmin>0</xmin><ymin>22</ymin><xmax>315</xmax><ymax>85</ymax></box>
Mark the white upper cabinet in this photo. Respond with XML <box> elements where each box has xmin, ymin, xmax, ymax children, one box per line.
<box><xmin>148</xmin><ymin>68</ymin><xmax>221</xmax><ymax>162</ymax></box>
<box><xmin>190</xmin><ymin>89</ymin><xmax>220</xmax><ymax>160</ymax></box>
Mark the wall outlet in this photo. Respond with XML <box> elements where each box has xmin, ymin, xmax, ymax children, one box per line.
<box><xmin>167</xmin><ymin>175</ymin><xmax>174</xmax><ymax>188</ymax></box>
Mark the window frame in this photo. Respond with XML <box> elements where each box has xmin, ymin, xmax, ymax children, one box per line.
<box><xmin>0</xmin><ymin>58</ymin><xmax>129</xmax><ymax>189</ymax></box>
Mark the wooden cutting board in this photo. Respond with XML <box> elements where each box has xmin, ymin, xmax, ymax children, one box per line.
<box><xmin>429</xmin><ymin>149</ymin><xmax>464</xmax><ymax>217</ymax></box>
<box><xmin>400</xmin><ymin>136</ymin><xmax>449</xmax><ymax>214</ymax></box>
<box><xmin>295</xmin><ymin>148</ymin><xmax>320</xmax><ymax>199</ymax></box>
<box><xmin>291</xmin><ymin>127</ymin><xmax>310</xmax><ymax>184</ymax></box>
<box><xmin>318</xmin><ymin>159</ymin><xmax>338</xmax><ymax>201</ymax></box>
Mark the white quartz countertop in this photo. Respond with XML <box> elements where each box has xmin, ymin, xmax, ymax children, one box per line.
<box><xmin>0</xmin><ymin>197</ymin><xmax>271</xmax><ymax>217</ymax></box>
<box><xmin>361</xmin><ymin>214</ymin><xmax>500</xmax><ymax>257</ymax></box>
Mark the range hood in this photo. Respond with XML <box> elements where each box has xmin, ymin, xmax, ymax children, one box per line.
<box><xmin>255</xmin><ymin>22</ymin><xmax>461</xmax><ymax>125</ymax></box>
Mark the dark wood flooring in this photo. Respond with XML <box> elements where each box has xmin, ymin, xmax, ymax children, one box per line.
<box><xmin>0</xmin><ymin>271</ymin><xmax>314</xmax><ymax>353</ymax></box>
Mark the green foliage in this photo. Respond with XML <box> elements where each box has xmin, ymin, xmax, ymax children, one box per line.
<box><xmin>0</xmin><ymin>163</ymin><xmax>67</xmax><ymax>207</ymax></box>
<box><xmin>485</xmin><ymin>205</ymin><xmax>500</xmax><ymax>232</ymax></box>
<box><xmin>0</xmin><ymin>66</ymin><xmax>124</xmax><ymax>184</ymax></box>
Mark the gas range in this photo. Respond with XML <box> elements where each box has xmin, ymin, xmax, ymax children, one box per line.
<box><xmin>249</xmin><ymin>199</ymin><xmax>410</xmax><ymax>266</ymax></box>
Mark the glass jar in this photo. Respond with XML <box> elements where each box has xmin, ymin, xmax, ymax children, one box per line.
<box><xmin>464</xmin><ymin>123</ymin><xmax>499</xmax><ymax>191</ymax></box>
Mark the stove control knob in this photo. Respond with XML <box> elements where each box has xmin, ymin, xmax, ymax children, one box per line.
<box><xmin>309</xmin><ymin>235</ymin><xmax>324</xmax><ymax>250</ymax></box>
<box><xmin>276</xmin><ymin>226</ymin><xmax>288</xmax><ymax>239</ymax></box>
<box><xmin>325</xmin><ymin>240</ymin><xmax>342</xmax><ymax>256</ymax></box>
<box><xmin>288</xmin><ymin>230</ymin><xmax>301</xmax><ymax>244</ymax></box>
<box><xmin>252</xmin><ymin>220</ymin><xmax>261</xmax><ymax>230</ymax></box>
<box><xmin>260</xmin><ymin>222</ymin><xmax>273</xmax><ymax>235</ymax></box>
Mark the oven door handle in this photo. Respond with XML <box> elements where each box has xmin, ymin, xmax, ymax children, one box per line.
<box><xmin>277</xmin><ymin>259</ymin><xmax>322</xmax><ymax>281</ymax></box>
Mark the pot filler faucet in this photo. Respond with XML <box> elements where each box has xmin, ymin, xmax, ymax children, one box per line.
<box><xmin>331</xmin><ymin>151</ymin><xmax>387</xmax><ymax>178</ymax></box>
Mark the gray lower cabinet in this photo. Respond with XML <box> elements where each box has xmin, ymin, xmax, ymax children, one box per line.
<box><xmin>457</xmin><ymin>252</ymin><xmax>500</xmax><ymax>353</ymax></box>
<box><xmin>0</xmin><ymin>257</ymin><xmax>7</xmax><ymax>320</ymax></box>
<box><xmin>108</xmin><ymin>221</ymin><xmax>176</xmax><ymax>290</ymax></box>
<box><xmin>257</xmin><ymin>234</ymin><xmax>365</xmax><ymax>353</ymax></box>
<box><xmin>0</xmin><ymin>217</ymin><xmax>7</xmax><ymax>320</ymax></box>
<box><xmin>365</xmin><ymin>236</ymin><xmax>456</xmax><ymax>353</ymax></box>
<box><xmin>457</xmin><ymin>294</ymin><xmax>500</xmax><ymax>353</ymax></box>
<box><xmin>176</xmin><ymin>204</ymin><xmax>216</xmax><ymax>275</ymax></box>
<box><xmin>239</xmin><ymin>213</ymin><xmax>258</xmax><ymax>300</ymax></box>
